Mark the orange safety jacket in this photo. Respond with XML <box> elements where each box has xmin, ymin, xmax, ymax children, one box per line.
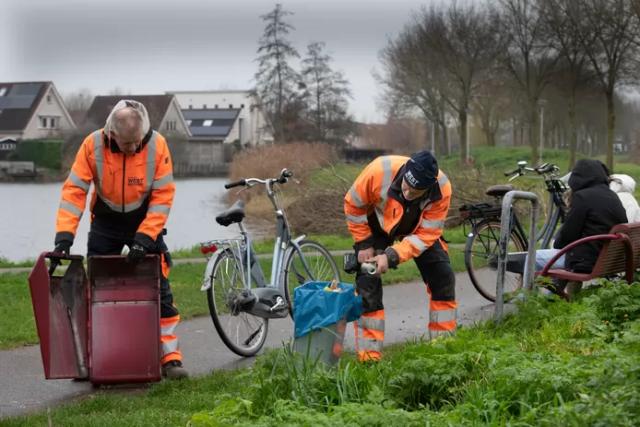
<box><xmin>55</xmin><ymin>129</ymin><xmax>175</xmax><ymax>247</ymax></box>
<box><xmin>344</xmin><ymin>155</ymin><xmax>451</xmax><ymax>264</ymax></box>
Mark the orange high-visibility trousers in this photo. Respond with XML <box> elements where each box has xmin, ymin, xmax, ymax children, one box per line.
<box><xmin>354</xmin><ymin>309</ymin><xmax>385</xmax><ymax>361</ymax></box>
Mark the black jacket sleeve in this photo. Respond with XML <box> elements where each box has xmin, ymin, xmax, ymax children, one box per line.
<box><xmin>554</xmin><ymin>193</ymin><xmax>587</xmax><ymax>249</ymax></box>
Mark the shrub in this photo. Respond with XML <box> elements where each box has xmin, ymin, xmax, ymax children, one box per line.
<box><xmin>13</xmin><ymin>139</ymin><xmax>64</xmax><ymax>170</ymax></box>
<box><xmin>228</xmin><ymin>142</ymin><xmax>337</xmax><ymax>189</ymax></box>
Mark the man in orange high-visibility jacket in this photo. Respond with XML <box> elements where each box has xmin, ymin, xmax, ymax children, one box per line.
<box><xmin>53</xmin><ymin>100</ymin><xmax>187</xmax><ymax>379</ymax></box>
<box><xmin>344</xmin><ymin>151</ymin><xmax>456</xmax><ymax>361</ymax></box>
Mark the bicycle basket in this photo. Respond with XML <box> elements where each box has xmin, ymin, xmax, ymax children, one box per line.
<box><xmin>459</xmin><ymin>203</ymin><xmax>502</xmax><ymax>220</ymax></box>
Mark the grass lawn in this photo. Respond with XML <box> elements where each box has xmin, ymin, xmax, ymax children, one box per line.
<box><xmin>5</xmin><ymin>281</ymin><xmax>640</xmax><ymax>426</ymax></box>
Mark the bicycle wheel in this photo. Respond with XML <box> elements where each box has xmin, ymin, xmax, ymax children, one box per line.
<box><xmin>464</xmin><ymin>219</ymin><xmax>527</xmax><ymax>302</ymax></box>
<box><xmin>282</xmin><ymin>240</ymin><xmax>340</xmax><ymax>315</ymax></box>
<box><xmin>206</xmin><ymin>249</ymin><xmax>268</xmax><ymax>357</ymax></box>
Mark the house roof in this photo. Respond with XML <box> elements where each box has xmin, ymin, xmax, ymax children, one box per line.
<box><xmin>182</xmin><ymin>108</ymin><xmax>240</xmax><ymax>139</ymax></box>
<box><xmin>86</xmin><ymin>95</ymin><xmax>175</xmax><ymax>129</ymax></box>
<box><xmin>0</xmin><ymin>82</ymin><xmax>51</xmax><ymax>132</ymax></box>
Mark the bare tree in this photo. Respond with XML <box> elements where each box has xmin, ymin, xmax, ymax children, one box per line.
<box><xmin>300</xmin><ymin>41</ymin><xmax>353</xmax><ymax>142</ymax></box>
<box><xmin>501</xmin><ymin>0</ymin><xmax>559</xmax><ymax>164</ymax></box>
<box><xmin>566</xmin><ymin>0</ymin><xmax>640</xmax><ymax>170</ymax></box>
<box><xmin>418</xmin><ymin>3</ymin><xmax>505</xmax><ymax>163</ymax></box>
<box><xmin>541</xmin><ymin>0</ymin><xmax>593</xmax><ymax>168</ymax></box>
<box><xmin>378</xmin><ymin>24</ymin><xmax>450</xmax><ymax>155</ymax></box>
<box><xmin>63</xmin><ymin>88</ymin><xmax>93</xmax><ymax>127</ymax></box>
<box><xmin>472</xmin><ymin>70</ymin><xmax>513</xmax><ymax>147</ymax></box>
<box><xmin>254</xmin><ymin>3</ymin><xmax>300</xmax><ymax>142</ymax></box>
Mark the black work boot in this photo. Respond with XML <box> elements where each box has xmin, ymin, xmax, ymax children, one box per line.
<box><xmin>162</xmin><ymin>360</ymin><xmax>189</xmax><ymax>380</ymax></box>
<box><xmin>548</xmin><ymin>279</ymin><xmax>569</xmax><ymax>300</ymax></box>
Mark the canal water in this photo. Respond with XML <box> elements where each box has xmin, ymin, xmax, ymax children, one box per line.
<box><xmin>0</xmin><ymin>178</ymin><xmax>244</xmax><ymax>262</ymax></box>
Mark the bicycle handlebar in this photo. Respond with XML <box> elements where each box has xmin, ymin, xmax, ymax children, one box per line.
<box><xmin>504</xmin><ymin>161</ymin><xmax>560</xmax><ymax>180</ymax></box>
<box><xmin>224</xmin><ymin>168</ymin><xmax>294</xmax><ymax>189</ymax></box>
<box><xmin>224</xmin><ymin>179</ymin><xmax>247</xmax><ymax>189</ymax></box>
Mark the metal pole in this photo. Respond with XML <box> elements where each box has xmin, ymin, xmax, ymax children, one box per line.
<box><xmin>539</xmin><ymin>102</ymin><xmax>545</xmax><ymax>163</ymax></box>
<box><xmin>431</xmin><ymin>120</ymin><xmax>435</xmax><ymax>153</ymax></box>
<box><xmin>495</xmin><ymin>190</ymin><xmax>539</xmax><ymax>321</ymax></box>
<box><xmin>465</xmin><ymin>109</ymin><xmax>470</xmax><ymax>163</ymax></box>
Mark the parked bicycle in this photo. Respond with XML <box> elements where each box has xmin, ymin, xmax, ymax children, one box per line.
<box><xmin>199</xmin><ymin>168</ymin><xmax>341</xmax><ymax>356</ymax></box>
<box><xmin>459</xmin><ymin>161</ymin><xmax>568</xmax><ymax>301</ymax></box>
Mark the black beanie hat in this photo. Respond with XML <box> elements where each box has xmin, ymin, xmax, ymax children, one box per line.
<box><xmin>403</xmin><ymin>151</ymin><xmax>438</xmax><ymax>190</ymax></box>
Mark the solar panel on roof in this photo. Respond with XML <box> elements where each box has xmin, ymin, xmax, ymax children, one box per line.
<box><xmin>0</xmin><ymin>97</ymin><xmax>34</xmax><ymax>109</ymax></box>
<box><xmin>9</xmin><ymin>83</ymin><xmax>43</xmax><ymax>96</ymax></box>
<box><xmin>182</xmin><ymin>109</ymin><xmax>239</xmax><ymax>120</ymax></box>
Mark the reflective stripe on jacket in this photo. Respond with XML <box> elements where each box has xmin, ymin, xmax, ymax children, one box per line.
<box><xmin>344</xmin><ymin>155</ymin><xmax>451</xmax><ymax>264</ymax></box>
<box><xmin>55</xmin><ymin>129</ymin><xmax>175</xmax><ymax>242</ymax></box>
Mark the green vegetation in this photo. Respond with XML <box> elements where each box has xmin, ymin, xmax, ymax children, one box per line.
<box><xmin>6</xmin><ymin>281</ymin><xmax>640</xmax><ymax>426</ymax></box>
<box><xmin>0</xmin><ymin>258</ymin><xmax>33</xmax><ymax>269</ymax></box>
<box><xmin>12</xmin><ymin>139</ymin><xmax>64</xmax><ymax>170</ymax></box>
<box><xmin>0</xmin><ymin>273</ymin><xmax>38</xmax><ymax>349</ymax></box>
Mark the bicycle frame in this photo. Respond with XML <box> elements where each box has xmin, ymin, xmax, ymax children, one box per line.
<box><xmin>201</xmin><ymin>174</ymin><xmax>315</xmax><ymax>292</ymax></box>
<box><xmin>462</xmin><ymin>166</ymin><xmax>566</xmax><ymax>250</ymax></box>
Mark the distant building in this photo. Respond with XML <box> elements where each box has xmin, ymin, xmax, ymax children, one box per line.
<box><xmin>86</xmin><ymin>94</ymin><xmax>232</xmax><ymax>175</ymax></box>
<box><xmin>85</xmin><ymin>94</ymin><xmax>190</xmax><ymax>139</ymax></box>
<box><xmin>169</xmin><ymin>90</ymin><xmax>273</xmax><ymax>146</ymax></box>
<box><xmin>0</xmin><ymin>81</ymin><xmax>76</xmax><ymax>141</ymax></box>
<box><xmin>0</xmin><ymin>137</ymin><xmax>17</xmax><ymax>160</ymax></box>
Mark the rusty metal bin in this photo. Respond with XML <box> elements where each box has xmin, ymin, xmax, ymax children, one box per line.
<box><xmin>28</xmin><ymin>253</ymin><xmax>162</xmax><ymax>384</ymax></box>
<box><xmin>28</xmin><ymin>253</ymin><xmax>89</xmax><ymax>379</ymax></box>
<box><xmin>88</xmin><ymin>255</ymin><xmax>162</xmax><ymax>384</ymax></box>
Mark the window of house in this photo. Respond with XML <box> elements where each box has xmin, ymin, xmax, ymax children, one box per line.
<box><xmin>229</xmin><ymin>104</ymin><xmax>233</xmax><ymax>109</ymax></box>
<box><xmin>46</xmin><ymin>94</ymin><xmax>52</xmax><ymax>104</ymax></box>
<box><xmin>188</xmin><ymin>104</ymin><xmax>193</xmax><ymax>109</ymax></box>
<box><xmin>214</xmin><ymin>104</ymin><xmax>218</xmax><ymax>109</ymax></box>
<box><xmin>39</xmin><ymin>116</ymin><xmax>58</xmax><ymax>129</ymax></box>
<box><xmin>165</xmin><ymin>121</ymin><xmax>177</xmax><ymax>131</ymax></box>
<box><xmin>241</xmin><ymin>104</ymin><xmax>245</xmax><ymax>108</ymax></box>
<box><xmin>203</xmin><ymin>104</ymin><xmax>207</xmax><ymax>109</ymax></box>
<box><xmin>0</xmin><ymin>87</ymin><xmax>6</xmax><ymax>96</ymax></box>
<box><xmin>203</xmin><ymin>119</ymin><xmax>213</xmax><ymax>126</ymax></box>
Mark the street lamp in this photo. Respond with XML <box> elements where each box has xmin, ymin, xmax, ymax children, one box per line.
<box><xmin>539</xmin><ymin>99</ymin><xmax>546</xmax><ymax>163</ymax></box>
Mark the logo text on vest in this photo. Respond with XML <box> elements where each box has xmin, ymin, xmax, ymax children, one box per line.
<box><xmin>128</xmin><ymin>177</ymin><xmax>144</xmax><ymax>186</ymax></box>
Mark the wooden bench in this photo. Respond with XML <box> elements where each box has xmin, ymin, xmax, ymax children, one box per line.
<box><xmin>538</xmin><ymin>222</ymin><xmax>640</xmax><ymax>284</ymax></box>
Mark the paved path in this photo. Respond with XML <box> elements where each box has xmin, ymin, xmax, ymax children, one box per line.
<box><xmin>0</xmin><ymin>270</ymin><xmax>505</xmax><ymax>420</ymax></box>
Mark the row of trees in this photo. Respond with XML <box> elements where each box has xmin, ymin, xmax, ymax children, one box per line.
<box><xmin>254</xmin><ymin>4</ymin><xmax>354</xmax><ymax>143</ymax></box>
<box><xmin>379</xmin><ymin>0</ymin><xmax>640</xmax><ymax>169</ymax></box>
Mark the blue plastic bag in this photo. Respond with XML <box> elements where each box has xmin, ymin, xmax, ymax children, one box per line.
<box><xmin>293</xmin><ymin>281</ymin><xmax>362</xmax><ymax>338</ymax></box>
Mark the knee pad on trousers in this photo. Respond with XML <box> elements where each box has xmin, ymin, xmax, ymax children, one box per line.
<box><xmin>429</xmin><ymin>267</ymin><xmax>456</xmax><ymax>301</ymax></box>
<box><xmin>356</xmin><ymin>274</ymin><xmax>384</xmax><ymax>312</ymax></box>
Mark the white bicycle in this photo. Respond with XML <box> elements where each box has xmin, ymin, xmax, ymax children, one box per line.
<box><xmin>200</xmin><ymin>169</ymin><xmax>341</xmax><ymax>356</ymax></box>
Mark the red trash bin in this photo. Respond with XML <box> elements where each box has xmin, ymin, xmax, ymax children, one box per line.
<box><xmin>28</xmin><ymin>253</ymin><xmax>162</xmax><ymax>384</ymax></box>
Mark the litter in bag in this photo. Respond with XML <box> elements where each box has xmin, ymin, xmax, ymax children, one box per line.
<box><xmin>293</xmin><ymin>281</ymin><xmax>362</xmax><ymax>338</ymax></box>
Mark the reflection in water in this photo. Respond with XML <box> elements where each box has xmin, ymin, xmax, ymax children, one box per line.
<box><xmin>0</xmin><ymin>178</ymin><xmax>245</xmax><ymax>262</ymax></box>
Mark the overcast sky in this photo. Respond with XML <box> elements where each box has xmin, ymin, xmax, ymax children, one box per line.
<box><xmin>0</xmin><ymin>0</ymin><xmax>441</xmax><ymax>123</ymax></box>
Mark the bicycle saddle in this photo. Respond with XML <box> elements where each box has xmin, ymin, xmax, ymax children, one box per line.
<box><xmin>485</xmin><ymin>184</ymin><xmax>515</xmax><ymax>198</ymax></box>
<box><xmin>216</xmin><ymin>200</ymin><xmax>246</xmax><ymax>226</ymax></box>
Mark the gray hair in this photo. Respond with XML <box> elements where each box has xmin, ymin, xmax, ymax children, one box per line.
<box><xmin>104</xmin><ymin>99</ymin><xmax>151</xmax><ymax>138</ymax></box>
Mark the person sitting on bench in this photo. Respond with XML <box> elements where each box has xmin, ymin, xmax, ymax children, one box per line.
<box><xmin>512</xmin><ymin>159</ymin><xmax>627</xmax><ymax>296</ymax></box>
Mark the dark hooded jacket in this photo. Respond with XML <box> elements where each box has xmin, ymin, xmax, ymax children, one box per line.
<box><xmin>554</xmin><ymin>159</ymin><xmax>627</xmax><ymax>272</ymax></box>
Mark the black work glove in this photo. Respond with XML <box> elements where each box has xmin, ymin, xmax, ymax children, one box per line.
<box><xmin>53</xmin><ymin>240</ymin><xmax>72</xmax><ymax>255</ymax></box>
<box><xmin>127</xmin><ymin>242</ymin><xmax>147</xmax><ymax>263</ymax></box>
